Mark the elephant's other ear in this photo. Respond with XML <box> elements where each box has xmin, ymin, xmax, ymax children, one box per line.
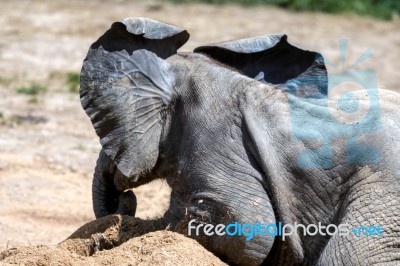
<box><xmin>194</xmin><ymin>35</ymin><xmax>327</xmax><ymax>95</ymax></box>
<box><xmin>80</xmin><ymin>18</ymin><xmax>189</xmax><ymax>178</ymax></box>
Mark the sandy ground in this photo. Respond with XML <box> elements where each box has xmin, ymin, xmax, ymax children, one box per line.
<box><xmin>0</xmin><ymin>0</ymin><xmax>399</xmax><ymax>264</ymax></box>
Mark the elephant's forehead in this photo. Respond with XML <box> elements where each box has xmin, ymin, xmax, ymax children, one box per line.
<box><xmin>168</xmin><ymin>52</ymin><xmax>238</xmax><ymax>81</ymax></box>
<box><xmin>171</xmin><ymin>52</ymin><xmax>213</xmax><ymax>64</ymax></box>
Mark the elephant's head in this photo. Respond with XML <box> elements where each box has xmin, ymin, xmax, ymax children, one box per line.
<box><xmin>80</xmin><ymin>17</ymin><xmax>326</xmax><ymax>219</ymax></box>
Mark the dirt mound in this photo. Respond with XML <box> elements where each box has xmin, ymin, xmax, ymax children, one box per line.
<box><xmin>0</xmin><ymin>215</ymin><xmax>226</xmax><ymax>265</ymax></box>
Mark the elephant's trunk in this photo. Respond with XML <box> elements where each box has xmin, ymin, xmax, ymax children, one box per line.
<box><xmin>92</xmin><ymin>150</ymin><xmax>137</xmax><ymax>219</ymax></box>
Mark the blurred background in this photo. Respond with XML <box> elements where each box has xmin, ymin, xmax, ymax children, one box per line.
<box><xmin>0</xmin><ymin>0</ymin><xmax>399</xmax><ymax>251</ymax></box>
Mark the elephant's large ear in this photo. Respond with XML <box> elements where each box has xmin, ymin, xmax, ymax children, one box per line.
<box><xmin>194</xmin><ymin>35</ymin><xmax>327</xmax><ymax>96</ymax></box>
<box><xmin>80</xmin><ymin>18</ymin><xmax>189</xmax><ymax>178</ymax></box>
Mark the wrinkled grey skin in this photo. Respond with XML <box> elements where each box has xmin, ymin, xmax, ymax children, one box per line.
<box><xmin>80</xmin><ymin>18</ymin><xmax>400</xmax><ymax>265</ymax></box>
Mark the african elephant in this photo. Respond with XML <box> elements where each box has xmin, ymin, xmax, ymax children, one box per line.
<box><xmin>80</xmin><ymin>18</ymin><xmax>400</xmax><ymax>265</ymax></box>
